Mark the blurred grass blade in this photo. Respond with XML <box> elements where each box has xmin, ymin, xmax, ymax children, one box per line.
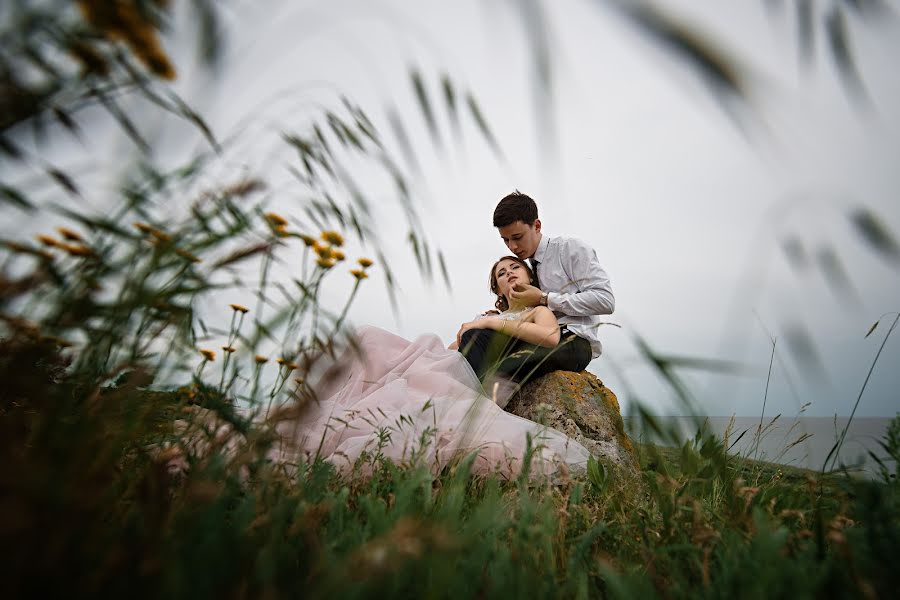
<box><xmin>46</xmin><ymin>168</ymin><xmax>81</xmax><ymax>197</ymax></box>
<box><xmin>441</xmin><ymin>74</ymin><xmax>461</xmax><ymax>142</ymax></box>
<box><xmin>815</xmin><ymin>245</ymin><xmax>861</xmax><ymax>306</ymax></box>
<box><xmin>437</xmin><ymin>250</ymin><xmax>452</xmax><ymax>289</ymax></box>
<box><xmin>410</xmin><ymin>69</ymin><xmax>443</xmax><ymax>152</ymax></box>
<box><xmin>825</xmin><ymin>6</ymin><xmax>871</xmax><ymax>106</ymax></box>
<box><xmin>192</xmin><ymin>0</ymin><xmax>223</xmax><ymax>69</ymax></box>
<box><xmin>864</xmin><ymin>320</ymin><xmax>879</xmax><ymax>339</ymax></box>
<box><xmin>780</xmin><ymin>235</ymin><xmax>809</xmax><ymax>272</ymax></box>
<box><xmin>849</xmin><ymin>207</ymin><xmax>900</xmax><ymax>264</ymax></box>
<box><xmin>796</xmin><ymin>0</ymin><xmax>815</xmax><ymax>68</ymax></box>
<box><xmin>386</xmin><ymin>106</ymin><xmax>421</xmax><ymax>175</ymax></box>
<box><xmin>1</xmin><ymin>184</ymin><xmax>34</xmax><ymax>212</ymax></box>
<box><xmin>93</xmin><ymin>88</ymin><xmax>150</xmax><ymax>152</ymax></box>
<box><xmin>0</xmin><ymin>134</ymin><xmax>24</xmax><ymax>160</ymax></box>
<box><xmin>607</xmin><ymin>1</ymin><xmax>752</xmax><ymax>116</ymax></box>
<box><xmin>466</xmin><ymin>93</ymin><xmax>503</xmax><ymax>160</ymax></box>
<box><xmin>782</xmin><ymin>321</ymin><xmax>828</xmax><ymax>381</ymax></box>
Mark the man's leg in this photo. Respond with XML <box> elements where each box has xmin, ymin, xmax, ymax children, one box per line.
<box><xmin>494</xmin><ymin>329</ymin><xmax>592</xmax><ymax>384</ymax></box>
<box><xmin>458</xmin><ymin>327</ymin><xmax>519</xmax><ymax>380</ymax></box>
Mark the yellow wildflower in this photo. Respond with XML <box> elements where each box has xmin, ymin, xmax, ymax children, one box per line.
<box><xmin>254</xmin><ymin>355</ymin><xmax>268</xmax><ymax>364</ymax></box>
<box><xmin>200</xmin><ymin>349</ymin><xmax>215</xmax><ymax>361</ymax></box>
<box><xmin>229</xmin><ymin>303</ymin><xmax>249</xmax><ymax>314</ymax></box>
<box><xmin>56</xmin><ymin>227</ymin><xmax>83</xmax><ymax>242</ymax></box>
<box><xmin>265</xmin><ymin>212</ymin><xmax>288</xmax><ymax>227</ymax></box>
<box><xmin>321</xmin><ymin>230</ymin><xmax>344</xmax><ymax>246</ymax></box>
<box><xmin>299</xmin><ymin>234</ymin><xmax>317</xmax><ymax>247</ymax></box>
<box><xmin>316</xmin><ymin>257</ymin><xmax>336</xmax><ymax>269</ymax></box>
<box><xmin>222</xmin><ymin>346</ymin><xmax>236</xmax><ymax>353</ymax></box>
<box><xmin>350</xmin><ymin>269</ymin><xmax>368</xmax><ymax>280</ymax></box>
<box><xmin>275</xmin><ymin>357</ymin><xmax>286</xmax><ymax>365</ymax></box>
<box><xmin>36</xmin><ymin>234</ymin><xmax>61</xmax><ymax>248</ymax></box>
<box><xmin>357</xmin><ymin>257</ymin><xmax>374</xmax><ymax>268</ymax></box>
<box><xmin>332</xmin><ymin>249</ymin><xmax>345</xmax><ymax>261</ymax></box>
<box><xmin>314</xmin><ymin>243</ymin><xmax>333</xmax><ymax>259</ymax></box>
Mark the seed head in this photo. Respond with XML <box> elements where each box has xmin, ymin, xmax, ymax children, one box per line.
<box><xmin>200</xmin><ymin>349</ymin><xmax>215</xmax><ymax>361</ymax></box>
<box><xmin>357</xmin><ymin>257</ymin><xmax>374</xmax><ymax>268</ymax></box>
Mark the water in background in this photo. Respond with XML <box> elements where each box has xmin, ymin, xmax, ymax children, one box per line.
<box><xmin>624</xmin><ymin>416</ymin><xmax>895</xmax><ymax>478</ymax></box>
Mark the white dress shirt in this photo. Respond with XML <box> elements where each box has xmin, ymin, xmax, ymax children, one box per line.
<box><xmin>531</xmin><ymin>233</ymin><xmax>615</xmax><ymax>358</ymax></box>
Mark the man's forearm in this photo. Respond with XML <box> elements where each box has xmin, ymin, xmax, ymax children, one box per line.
<box><xmin>548</xmin><ymin>287</ymin><xmax>615</xmax><ymax>317</ymax></box>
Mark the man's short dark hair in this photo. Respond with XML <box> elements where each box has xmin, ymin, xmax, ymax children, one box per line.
<box><xmin>493</xmin><ymin>191</ymin><xmax>538</xmax><ymax>228</ymax></box>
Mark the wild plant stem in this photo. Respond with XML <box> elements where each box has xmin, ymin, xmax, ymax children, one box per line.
<box><xmin>823</xmin><ymin>312</ymin><xmax>899</xmax><ymax>473</ymax></box>
<box><xmin>753</xmin><ymin>337</ymin><xmax>776</xmax><ymax>462</ymax></box>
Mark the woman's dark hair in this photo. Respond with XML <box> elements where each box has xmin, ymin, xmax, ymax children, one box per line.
<box><xmin>493</xmin><ymin>191</ymin><xmax>538</xmax><ymax>228</ymax></box>
<box><xmin>489</xmin><ymin>255</ymin><xmax>535</xmax><ymax>312</ymax></box>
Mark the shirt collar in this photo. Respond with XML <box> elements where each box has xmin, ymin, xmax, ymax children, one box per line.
<box><xmin>533</xmin><ymin>233</ymin><xmax>550</xmax><ymax>263</ymax></box>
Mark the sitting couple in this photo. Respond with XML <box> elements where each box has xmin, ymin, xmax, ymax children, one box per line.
<box><xmin>272</xmin><ymin>192</ymin><xmax>614</xmax><ymax>479</ymax></box>
<box><xmin>451</xmin><ymin>192</ymin><xmax>614</xmax><ymax>407</ymax></box>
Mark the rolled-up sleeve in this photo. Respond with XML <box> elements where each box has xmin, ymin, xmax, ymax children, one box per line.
<box><xmin>547</xmin><ymin>238</ymin><xmax>614</xmax><ymax>316</ymax></box>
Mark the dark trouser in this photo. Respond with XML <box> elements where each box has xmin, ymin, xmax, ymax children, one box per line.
<box><xmin>459</xmin><ymin>326</ymin><xmax>592</xmax><ymax>384</ymax></box>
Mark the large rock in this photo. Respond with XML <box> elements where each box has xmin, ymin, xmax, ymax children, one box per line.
<box><xmin>506</xmin><ymin>371</ymin><xmax>639</xmax><ymax>473</ymax></box>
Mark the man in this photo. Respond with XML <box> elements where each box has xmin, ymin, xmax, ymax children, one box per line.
<box><xmin>458</xmin><ymin>191</ymin><xmax>615</xmax><ymax>392</ymax></box>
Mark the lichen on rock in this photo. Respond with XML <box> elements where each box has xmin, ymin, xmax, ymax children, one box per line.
<box><xmin>506</xmin><ymin>371</ymin><xmax>639</xmax><ymax>474</ymax></box>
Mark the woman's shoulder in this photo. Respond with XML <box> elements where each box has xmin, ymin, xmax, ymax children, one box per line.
<box><xmin>528</xmin><ymin>305</ymin><xmax>556</xmax><ymax>320</ymax></box>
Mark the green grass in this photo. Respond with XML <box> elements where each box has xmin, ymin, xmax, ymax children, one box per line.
<box><xmin>2</xmin><ymin>362</ymin><xmax>898</xmax><ymax>599</ymax></box>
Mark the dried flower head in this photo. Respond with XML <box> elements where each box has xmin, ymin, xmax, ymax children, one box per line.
<box><xmin>357</xmin><ymin>257</ymin><xmax>374</xmax><ymax>268</ymax></box>
<box><xmin>175</xmin><ymin>248</ymin><xmax>202</xmax><ymax>263</ymax></box>
<box><xmin>350</xmin><ymin>269</ymin><xmax>368</xmax><ymax>280</ymax></box>
<box><xmin>63</xmin><ymin>243</ymin><xmax>94</xmax><ymax>257</ymax></box>
<box><xmin>316</xmin><ymin>257</ymin><xmax>336</xmax><ymax>269</ymax></box>
<box><xmin>254</xmin><ymin>355</ymin><xmax>268</xmax><ymax>364</ymax></box>
<box><xmin>150</xmin><ymin>229</ymin><xmax>171</xmax><ymax>243</ymax></box>
<box><xmin>36</xmin><ymin>234</ymin><xmax>61</xmax><ymax>248</ymax></box>
<box><xmin>200</xmin><ymin>349</ymin><xmax>215</xmax><ymax>361</ymax></box>
<box><xmin>275</xmin><ymin>357</ymin><xmax>286</xmax><ymax>365</ymax></box>
<box><xmin>299</xmin><ymin>234</ymin><xmax>317</xmax><ymax>247</ymax></box>
<box><xmin>265</xmin><ymin>212</ymin><xmax>288</xmax><ymax>227</ymax></box>
<box><xmin>332</xmin><ymin>249</ymin><xmax>345</xmax><ymax>261</ymax></box>
<box><xmin>321</xmin><ymin>230</ymin><xmax>344</xmax><ymax>247</ymax></box>
<box><xmin>223</xmin><ymin>179</ymin><xmax>266</xmax><ymax>197</ymax></box>
<box><xmin>133</xmin><ymin>222</ymin><xmax>154</xmax><ymax>234</ymax></box>
<box><xmin>222</xmin><ymin>346</ymin><xmax>236</xmax><ymax>353</ymax></box>
<box><xmin>229</xmin><ymin>303</ymin><xmax>249</xmax><ymax>314</ymax></box>
<box><xmin>56</xmin><ymin>227</ymin><xmax>83</xmax><ymax>242</ymax></box>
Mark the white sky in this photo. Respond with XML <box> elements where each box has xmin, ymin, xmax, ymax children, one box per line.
<box><xmin>5</xmin><ymin>0</ymin><xmax>900</xmax><ymax>417</ymax></box>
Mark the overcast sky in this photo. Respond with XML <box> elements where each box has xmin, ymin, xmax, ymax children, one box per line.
<box><xmin>7</xmin><ymin>0</ymin><xmax>900</xmax><ymax>417</ymax></box>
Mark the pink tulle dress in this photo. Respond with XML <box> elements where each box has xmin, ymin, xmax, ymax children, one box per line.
<box><xmin>270</xmin><ymin>326</ymin><xmax>591</xmax><ymax>479</ymax></box>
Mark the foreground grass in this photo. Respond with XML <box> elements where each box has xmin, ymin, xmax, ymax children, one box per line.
<box><xmin>3</xmin><ymin>368</ymin><xmax>898</xmax><ymax>600</ymax></box>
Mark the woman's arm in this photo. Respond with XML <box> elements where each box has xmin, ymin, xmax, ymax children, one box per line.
<box><xmin>456</xmin><ymin>307</ymin><xmax>559</xmax><ymax>348</ymax></box>
<box><xmin>500</xmin><ymin>307</ymin><xmax>560</xmax><ymax>347</ymax></box>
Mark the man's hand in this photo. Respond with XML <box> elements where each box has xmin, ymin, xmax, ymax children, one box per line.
<box><xmin>509</xmin><ymin>283</ymin><xmax>542</xmax><ymax>307</ymax></box>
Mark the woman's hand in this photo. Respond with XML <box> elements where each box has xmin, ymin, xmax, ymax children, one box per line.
<box><xmin>455</xmin><ymin>317</ymin><xmax>501</xmax><ymax>348</ymax></box>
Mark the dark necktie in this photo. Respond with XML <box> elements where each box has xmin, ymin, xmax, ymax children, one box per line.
<box><xmin>529</xmin><ymin>258</ymin><xmax>540</xmax><ymax>288</ymax></box>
